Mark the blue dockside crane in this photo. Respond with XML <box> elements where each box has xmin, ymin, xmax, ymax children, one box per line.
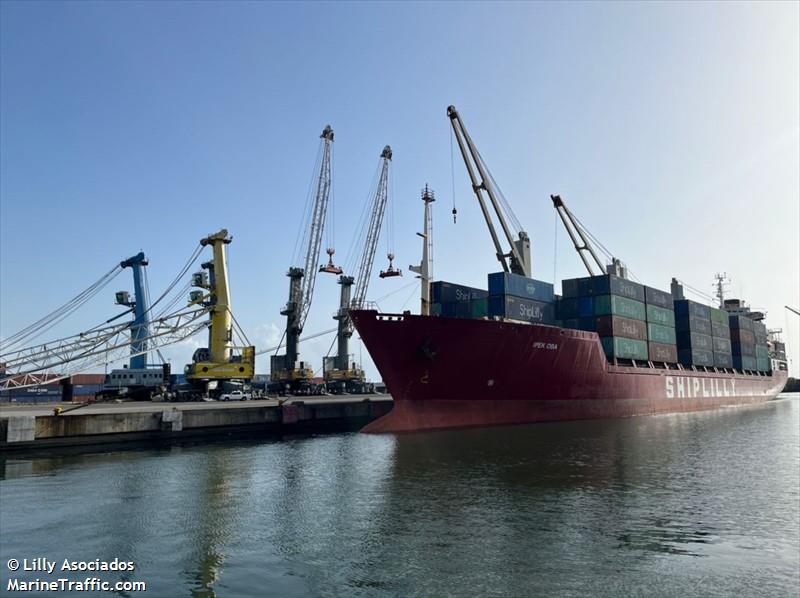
<box><xmin>118</xmin><ymin>252</ymin><xmax>151</xmax><ymax>370</ymax></box>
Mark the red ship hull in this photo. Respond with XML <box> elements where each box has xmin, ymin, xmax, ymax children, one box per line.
<box><xmin>350</xmin><ymin>310</ymin><xmax>788</xmax><ymax>433</ymax></box>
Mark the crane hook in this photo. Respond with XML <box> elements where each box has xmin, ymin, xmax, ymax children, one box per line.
<box><xmin>452</xmin><ymin>207</ymin><xmax>457</xmax><ymax>224</ymax></box>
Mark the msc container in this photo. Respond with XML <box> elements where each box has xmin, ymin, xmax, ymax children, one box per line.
<box><xmin>488</xmin><ymin>272</ymin><xmax>555</xmax><ymax>303</ymax></box>
<box><xmin>731</xmin><ymin>341</ymin><xmax>756</xmax><ymax>357</ymax></box>
<box><xmin>678</xmin><ymin>348</ymin><xmax>714</xmax><ymax>367</ymax></box>
<box><xmin>675</xmin><ymin>314</ymin><xmax>712</xmax><ymax>335</ymax></box>
<box><xmin>646</xmin><ymin>304</ymin><xmax>676</xmax><ymax>328</ymax></box>
<box><xmin>644</xmin><ymin>286</ymin><xmax>673</xmax><ymax>309</ymax></box>
<box><xmin>431</xmin><ymin>281</ymin><xmax>488</xmax><ymax>304</ymax></box>
<box><xmin>711</xmin><ymin>337</ymin><xmax>732</xmax><ymax>354</ymax></box>
<box><xmin>730</xmin><ymin>328</ymin><xmax>756</xmax><ymax>345</ymax></box>
<box><xmin>591</xmin><ymin>274</ymin><xmax>645</xmax><ymax>303</ymax></box>
<box><xmin>594</xmin><ymin>315</ymin><xmax>648</xmax><ymax>341</ymax></box>
<box><xmin>676</xmin><ymin>330</ymin><xmax>713</xmax><ymax>351</ymax></box>
<box><xmin>649</xmin><ymin>341</ymin><xmax>678</xmax><ymax>363</ymax></box>
<box><xmin>729</xmin><ymin>314</ymin><xmax>754</xmax><ymax>331</ymax></box>
<box><xmin>556</xmin><ymin>296</ymin><xmax>594</xmax><ymax>319</ymax></box>
<box><xmin>647</xmin><ymin>322</ymin><xmax>677</xmax><ymax>345</ymax></box>
<box><xmin>713</xmin><ymin>351</ymin><xmax>733</xmax><ymax>368</ymax></box>
<box><xmin>674</xmin><ymin>299</ymin><xmax>711</xmax><ymax>321</ymax></box>
<box><xmin>593</xmin><ymin>295</ymin><xmax>646</xmax><ymax>321</ymax></box>
<box><xmin>601</xmin><ymin>337</ymin><xmax>649</xmax><ymax>361</ymax></box>
<box><xmin>756</xmin><ymin>356</ymin><xmax>771</xmax><ymax>372</ymax></box>
<box><xmin>711</xmin><ymin>320</ymin><xmax>731</xmax><ymax>339</ymax></box>
<box><xmin>488</xmin><ymin>295</ymin><xmax>556</xmax><ymax>324</ymax></box>
<box><xmin>733</xmin><ymin>355</ymin><xmax>757</xmax><ymax>371</ymax></box>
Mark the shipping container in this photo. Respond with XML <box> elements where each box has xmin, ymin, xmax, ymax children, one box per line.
<box><xmin>647</xmin><ymin>322</ymin><xmax>677</xmax><ymax>345</ymax></box>
<box><xmin>594</xmin><ymin>315</ymin><xmax>648</xmax><ymax>341</ymax></box>
<box><xmin>711</xmin><ymin>320</ymin><xmax>731</xmax><ymax>339</ymax></box>
<box><xmin>675</xmin><ymin>314</ymin><xmax>712</xmax><ymax>335</ymax></box>
<box><xmin>556</xmin><ymin>296</ymin><xmax>594</xmax><ymax>319</ymax></box>
<box><xmin>713</xmin><ymin>351</ymin><xmax>733</xmax><ymax>369</ymax></box>
<box><xmin>601</xmin><ymin>337</ymin><xmax>649</xmax><ymax>361</ymax></box>
<box><xmin>756</xmin><ymin>356</ymin><xmax>771</xmax><ymax>372</ymax></box>
<box><xmin>728</xmin><ymin>314</ymin><xmax>754</xmax><ymax>331</ymax></box>
<box><xmin>470</xmin><ymin>298</ymin><xmax>488</xmax><ymax>318</ymax></box>
<box><xmin>71</xmin><ymin>374</ymin><xmax>107</xmax><ymax>385</ymax></box>
<box><xmin>708</xmin><ymin>307</ymin><xmax>729</xmax><ymax>325</ymax></box>
<box><xmin>593</xmin><ymin>295</ymin><xmax>647</xmax><ymax>321</ymax></box>
<box><xmin>755</xmin><ymin>345</ymin><xmax>770</xmax><ymax>360</ymax></box>
<box><xmin>645</xmin><ymin>304</ymin><xmax>676</xmax><ymax>328</ymax></box>
<box><xmin>730</xmin><ymin>328</ymin><xmax>756</xmax><ymax>345</ymax></box>
<box><xmin>437</xmin><ymin>302</ymin><xmax>473</xmax><ymax>318</ymax></box>
<box><xmin>430</xmin><ymin>303</ymin><xmax>443</xmax><ymax>316</ymax></box>
<box><xmin>753</xmin><ymin>321</ymin><xmax>768</xmax><ymax>342</ymax></box>
<box><xmin>676</xmin><ymin>330</ymin><xmax>713</xmax><ymax>351</ymax></box>
<box><xmin>562</xmin><ymin>318</ymin><xmax>596</xmax><ymax>331</ymax></box>
<box><xmin>561</xmin><ymin>276</ymin><xmax>594</xmax><ymax>298</ymax></box>
<box><xmin>488</xmin><ymin>295</ymin><xmax>556</xmax><ymax>324</ymax></box>
<box><xmin>711</xmin><ymin>337</ymin><xmax>732</xmax><ymax>353</ymax></box>
<box><xmin>488</xmin><ymin>272</ymin><xmax>555</xmax><ymax>303</ymax></box>
<box><xmin>591</xmin><ymin>275</ymin><xmax>645</xmax><ymax>303</ymax></box>
<box><xmin>644</xmin><ymin>286</ymin><xmax>673</xmax><ymax>309</ymax></box>
<box><xmin>731</xmin><ymin>341</ymin><xmax>756</xmax><ymax>357</ymax></box>
<box><xmin>649</xmin><ymin>341</ymin><xmax>678</xmax><ymax>363</ymax></box>
<box><xmin>674</xmin><ymin>299</ymin><xmax>711</xmax><ymax>320</ymax></box>
<box><xmin>431</xmin><ymin>281</ymin><xmax>488</xmax><ymax>304</ymax></box>
<box><xmin>733</xmin><ymin>355</ymin><xmax>757</xmax><ymax>371</ymax></box>
<box><xmin>678</xmin><ymin>348</ymin><xmax>714</xmax><ymax>367</ymax></box>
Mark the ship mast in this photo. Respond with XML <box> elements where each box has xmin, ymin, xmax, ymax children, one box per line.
<box><xmin>714</xmin><ymin>273</ymin><xmax>729</xmax><ymax>308</ymax></box>
<box><xmin>409</xmin><ymin>185</ymin><xmax>435</xmax><ymax>315</ymax></box>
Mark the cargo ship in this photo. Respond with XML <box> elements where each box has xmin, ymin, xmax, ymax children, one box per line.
<box><xmin>350</xmin><ymin>106</ymin><xmax>789</xmax><ymax>433</ymax></box>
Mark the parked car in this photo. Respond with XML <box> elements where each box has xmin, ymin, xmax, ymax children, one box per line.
<box><xmin>219</xmin><ymin>390</ymin><xmax>251</xmax><ymax>401</ymax></box>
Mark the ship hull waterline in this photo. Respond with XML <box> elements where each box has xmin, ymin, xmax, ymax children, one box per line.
<box><xmin>350</xmin><ymin>310</ymin><xmax>788</xmax><ymax>433</ymax></box>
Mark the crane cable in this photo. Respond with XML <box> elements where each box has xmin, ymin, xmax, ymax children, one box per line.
<box><xmin>0</xmin><ymin>263</ymin><xmax>123</xmax><ymax>353</ymax></box>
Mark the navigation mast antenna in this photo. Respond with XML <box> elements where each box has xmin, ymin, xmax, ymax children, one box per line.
<box><xmin>409</xmin><ymin>184</ymin><xmax>435</xmax><ymax>315</ymax></box>
<box><xmin>714</xmin><ymin>273</ymin><xmax>729</xmax><ymax>308</ymax></box>
<box><xmin>446</xmin><ymin>105</ymin><xmax>531</xmax><ymax>277</ymax></box>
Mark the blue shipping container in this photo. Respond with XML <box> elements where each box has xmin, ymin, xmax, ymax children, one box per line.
<box><xmin>678</xmin><ymin>348</ymin><xmax>715</xmax><ymax>367</ymax></box>
<box><xmin>592</xmin><ymin>274</ymin><xmax>645</xmax><ymax>303</ymax></box>
<box><xmin>561</xmin><ymin>277</ymin><xmax>594</xmax><ymax>298</ymax></box>
<box><xmin>676</xmin><ymin>330</ymin><xmax>713</xmax><ymax>351</ymax></box>
<box><xmin>728</xmin><ymin>314</ymin><xmax>754</xmax><ymax>331</ymax></box>
<box><xmin>488</xmin><ymin>295</ymin><xmax>556</xmax><ymax>324</ymax></box>
<box><xmin>644</xmin><ymin>286</ymin><xmax>673</xmax><ymax>309</ymax></box>
<box><xmin>713</xmin><ymin>351</ymin><xmax>733</xmax><ymax>368</ymax></box>
<box><xmin>733</xmin><ymin>355</ymin><xmax>757</xmax><ymax>371</ymax></box>
<box><xmin>675</xmin><ymin>314</ymin><xmax>712</xmax><ymax>335</ymax></box>
<box><xmin>488</xmin><ymin>272</ymin><xmax>555</xmax><ymax>303</ymax></box>
<box><xmin>674</xmin><ymin>299</ymin><xmax>711</xmax><ymax>320</ymax></box>
<box><xmin>556</xmin><ymin>296</ymin><xmax>594</xmax><ymax>319</ymax></box>
<box><xmin>431</xmin><ymin>281</ymin><xmax>488</xmax><ymax>304</ymax></box>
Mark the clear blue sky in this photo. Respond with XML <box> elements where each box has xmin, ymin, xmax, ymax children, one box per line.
<box><xmin>2</xmin><ymin>1</ymin><xmax>798</xmax><ymax>378</ymax></box>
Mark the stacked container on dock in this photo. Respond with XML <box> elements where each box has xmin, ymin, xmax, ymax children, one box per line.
<box><xmin>559</xmin><ymin>274</ymin><xmax>649</xmax><ymax>361</ymax></box>
<box><xmin>674</xmin><ymin>299</ymin><xmax>714</xmax><ymax>367</ymax></box>
<box><xmin>729</xmin><ymin>313</ymin><xmax>757</xmax><ymax>371</ymax></box>
<box><xmin>644</xmin><ymin>286</ymin><xmax>678</xmax><ymax>364</ymax></box>
<box><xmin>708</xmin><ymin>306</ymin><xmax>733</xmax><ymax>368</ymax></box>
<box><xmin>430</xmin><ymin>281</ymin><xmax>488</xmax><ymax>319</ymax></box>
<box><xmin>487</xmin><ymin>272</ymin><xmax>556</xmax><ymax>324</ymax></box>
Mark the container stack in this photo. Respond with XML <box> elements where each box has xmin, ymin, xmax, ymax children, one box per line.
<box><xmin>487</xmin><ymin>272</ymin><xmax>555</xmax><ymax>324</ymax></box>
<box><xmin>644</xmin><ymin>286</ymin><xmax>678</xmax><ymax>364</ymax></box>
<box><xmin>753</xmin><ymin>320</ymin><xmax>771</xmax><ymax>372</ymax></box>
<box><xmin>708</xmin><ymin>306</ymin><xmax>733</xmax><ymax>369</ymax></box>
<box><xmin>729</xmin><ymin>314</ymin><xmax>756</xmax><ymax>371</ymax></box>
<box><xmin>559</xmin><ymin>274</ymin><xmax>649</xmax><ymax>361</ymax></box>
<box><xmin>674</xmin><ymin>299</ymin><xmax>714</xmax><ymax>367</ymax></box>
<box><xmin>430</xmin><ymin>281</ymin><xmax>488</xmax><ymax>319</ymax></box>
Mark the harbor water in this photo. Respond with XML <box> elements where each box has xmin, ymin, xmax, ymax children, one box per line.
<box><xmin>1</xmin><ymin>396</ymin><xmax>798</xmax><ymax>597</ymax></box>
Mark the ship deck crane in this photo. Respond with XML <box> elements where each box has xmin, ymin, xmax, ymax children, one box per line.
<box><xmin>270</xmin><ymin>125</ymin><xmax>339</xmax><ymax>395</ymax></box>
<box><xmin>324</xmin><ymin>145</ymin><xmax>397</xmax><ymax>394</ymax></box>
<box><xmin>184</xmin><ymin>229</ymin><xmax>255</xmax><ymax>395</ymax></box>
<box><xmin>447</xmin><ymin>105</ymin><xmax>531</xmax><ymax>277</ymax></box>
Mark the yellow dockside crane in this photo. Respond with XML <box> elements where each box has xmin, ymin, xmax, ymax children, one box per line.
<box><xmin>184</xmin><ymin>229</ymin><xmax>255</xmax><ymax>397</ymax></box>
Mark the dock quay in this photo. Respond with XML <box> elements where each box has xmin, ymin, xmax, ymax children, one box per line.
<box><xmin>0</xmin><ymin>395</ymin><xmax>393</xmax><ymax>451</ymax></box>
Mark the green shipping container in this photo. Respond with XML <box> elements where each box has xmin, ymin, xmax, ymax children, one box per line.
<box><xmin>594</xmin><ymin>295</ymin><xmax>646</xmax><ymax>321</ymax></box>
<box><xmin>647</xmin><ymin>322</ymin><xmax>677</xmax><ymax>345</ymax></box>
<box><xmin>601</xmin><ymin>337</ymin><xmax>649</xmax><ymax>360</ymax></box>
<box><xmin>756</xmin><ymin>345</ymin><xmax>769</xmax><ymax>359</ymax></box>
<box><xmin>756</xmin><ymin>356</ymin><xmax>771</xmax><ymax>371</ymax></box>
<box><xmin>709</xmin><ymin>306</ymin><xmax>729</xmax><ymax>325</ymax></box>
<box><xmin>646</xmin><ymin>304</ymin><xmax>676</xmax><ymax>327</ymax></box>
<box><xmin>470</xmin><ymin>298</ymin><xmax>488</xmax><ymax>318</ymax></box>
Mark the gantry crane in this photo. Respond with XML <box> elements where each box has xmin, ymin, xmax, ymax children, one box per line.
<box><xmin>447</xmin><ymin>105</ymin><xmax>532</xmax><ymax>277</ymax></box>
<box><xmin>184</xmin><ymin>229</ymin><xmax>255</xmax><ymax>397</ymax></box>
<box><xmin>270</xmin><ymin>125</ymin><xmax>339</xmax><ymax>395</ymax></box>
<box><xmin>324</xmin><ymin>145</ymin><xmax>398</xmax><ymax>394</ymax></box>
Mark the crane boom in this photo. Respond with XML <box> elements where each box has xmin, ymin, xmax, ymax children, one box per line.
<box><xmin>550</xmin><ymin>194</ymin><xmax>606</xmax><ymax>276</ymax></box>
<box><xmin>447</xmin><ymin>105</ymin><xmax>531</xmax><ymax>277</ymax></box>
